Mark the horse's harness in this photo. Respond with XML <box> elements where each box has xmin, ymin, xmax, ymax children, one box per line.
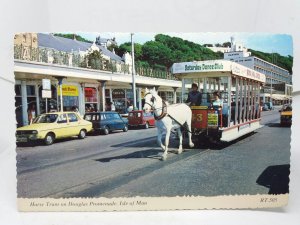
<box><xmin>144</xmin><ymin>93</ymin><xmax>193</xmax><ymax>134</ymax></box>
<box><xmin>144</xmin><ymin>93</ymin><xmax>167</xmax><ymax>120</ymax></box>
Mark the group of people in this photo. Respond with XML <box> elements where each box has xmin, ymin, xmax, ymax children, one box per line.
<box><xmin>186</xmin><ymin>83</ymin><xmax>222</xmax><ymax>108</ymax></box>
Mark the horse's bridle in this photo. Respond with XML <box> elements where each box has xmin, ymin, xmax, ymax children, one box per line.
<box><xmin>144</xmin><ymin>93</ymin><xmax>167</xmax><ymax>120</ymax></box>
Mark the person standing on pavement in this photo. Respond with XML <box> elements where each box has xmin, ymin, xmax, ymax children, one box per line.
<box><xmin>28</xmin><ymin>104</ymin><xmax>36</xmax><ymax>124</ymax></box>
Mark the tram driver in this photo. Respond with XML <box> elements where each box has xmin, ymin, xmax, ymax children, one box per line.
<box><xmin>186</xmin><ymin>83</ymin><xmax>202</xmax><ymax>106</ymax></box>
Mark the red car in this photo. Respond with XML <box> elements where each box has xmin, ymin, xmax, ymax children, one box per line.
<box><xmin>128</xmin><ymin>110</ymin><xmax>155</xmax><ymax>129</ymax></box>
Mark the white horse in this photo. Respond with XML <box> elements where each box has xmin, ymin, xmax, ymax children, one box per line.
<box><xmin>143</xmin><ymin>88</ymin><xmax>194</xmax><ymax>160</ymax></box>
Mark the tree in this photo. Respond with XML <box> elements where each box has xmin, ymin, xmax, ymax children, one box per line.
<box><xmin>141</xmin><ymin>41</ymin><xmax>173</xmax><ymax>68</ymax></box>
<box><xmin>115</xmin><ymin>42</ymin><xmax>143</xmax><ymax>60</ymax></box>
<box><xmin>81</xmin><ymin>50</ymin><xmax>103</xmax><ymax>70</ymax></box>
<box><xmin>107</xmin><ymin>43</ymin><xmax>118</xmax><ymax>53</ymax></box>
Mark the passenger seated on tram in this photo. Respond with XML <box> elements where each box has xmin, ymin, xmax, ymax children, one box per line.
<box><xmin>212</xmin><ymin>91</ymin><xmax>228</xmax><ymax>127</ymax></box>
<box><xmin>186</xmin><ymin>83</ymin><xmax>202</xmax><ymax>106</ymax></box>
<box><xmin>212</xmin><ymin>91</ymin><xmax>223</xmax><ymax>109</ymax></box>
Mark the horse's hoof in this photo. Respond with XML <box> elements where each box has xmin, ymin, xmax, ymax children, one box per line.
<box><xmin>177</xmin><ymin>148</ymin><xmax>183</xmax><ymax>154</ymax></box>
<box><xmin>189</xmin><ymin>143</ymin><xmax>195</xmax><ymax>148</ymax></box>
<box><xmin>161</xmin><ymin>154</ymin><xmax>167</xmax><ymax>161</ymax></box>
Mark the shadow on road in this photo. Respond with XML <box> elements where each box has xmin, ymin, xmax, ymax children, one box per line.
<box><xmin>266</xmin><ymin>123</ymin><xmax>281</xmax><ymax>127</ymax></box>
<box><xmin>193</xmin><ymin>131</ymin><xmax>257</xmax><ymax>150</ymax></box>
<box><xmin>111</xmin><ymin>137</ymin><xmax>156</xmax><ymax>147</ymax></box>
<box><xmin>265</xmin><ymin>122</ymin><xmax>291</xmax><ymax>128</ymax></box>
<box><xmin>256</xmin><ymin>164</ymin><xmax>290</xmax><ymax>194</ymax></box>
<box><xmin>95</xmin><ymin>148</ymin><xmax>163</xmax><ymax>162</ymax></box>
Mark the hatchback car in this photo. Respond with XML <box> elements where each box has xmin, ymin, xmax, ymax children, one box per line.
<box><xmin>128</xmin><ymin>110</ymin><xmax>155</xmax><ymax>129</ymax></box>
<box><xmin>16</xmin><ymin>112</ymin><xmax>93</xmax><ymax>145</ymax></box>
<box><xmin>84</xmin><ymin>111</ymin><xmax>128</xmax><ymax>135</ymax></box>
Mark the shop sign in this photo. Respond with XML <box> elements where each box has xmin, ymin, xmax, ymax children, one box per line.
<box><xmin>42</xmin><ymin>79</ymin><xmax>51</xmax><ymax>90</ymax></box>
<box><xmin>112</xmin><ymin>89</ymin><xmax>125</xmax><ymax>99</ymax></box>
<box><xmin>57</xmin><ymin>85</ymin><xmax>79</xmax><ymax>96</ymax></box>
<box><xmin>42</xmin><ymin>90</ymin><xmax>52</xmax><ymax>98</ymax></box>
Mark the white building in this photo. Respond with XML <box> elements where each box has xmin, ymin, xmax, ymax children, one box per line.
<box><xmin>223</xmin><ymin>37</ymin><xmax>292</xmax><ymax>104</ymax></box>
<box><xmin>206</xmin><ymin>46</ymin><xmax>231</xmax><ymax>53</ymax></box>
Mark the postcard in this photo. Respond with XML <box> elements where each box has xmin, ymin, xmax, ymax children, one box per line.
<box><xmin>15</xmin><ymin>32</ymin><xmax>292</xmax><ymax>211</ymax></box>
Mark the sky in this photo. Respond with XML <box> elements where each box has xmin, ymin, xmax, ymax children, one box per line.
<box><xmin>77</xmin><ymin>32</ymin><xmax>293</xmax><ymax>56</ymax></box>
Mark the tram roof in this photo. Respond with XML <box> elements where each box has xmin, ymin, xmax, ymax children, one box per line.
<box><xmin>172</xmin><ymin>60</ymin><xmax>266</xmax><ymax>83</ymax></box>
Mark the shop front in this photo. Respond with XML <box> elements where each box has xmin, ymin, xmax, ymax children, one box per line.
<box><xmin>112</xmin><ymin>89</ymin><xmax>127</xmax><ymax>114</ymax></box>
<box><xmin>57</xmin><ymin>84</ymin><xmax>80</xmax><ymax>111</ymax></box>
<box><xmin>84</xmin><ymin>86</ymin><xmax>99</xmax><ymax>112</ymax></box>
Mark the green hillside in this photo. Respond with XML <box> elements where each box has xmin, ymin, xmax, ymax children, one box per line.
<box><xmin>116</xmin><ymin>34</ymin><xmax>223</xmax><ymax>71</ymax></box>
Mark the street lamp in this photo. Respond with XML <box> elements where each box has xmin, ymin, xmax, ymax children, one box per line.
<box><xmin>131</xmin><ymin>33</ymin><xmax>137</xmax><ymax>109</ymax></box>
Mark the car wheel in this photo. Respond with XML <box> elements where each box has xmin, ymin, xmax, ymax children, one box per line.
<box><xmin>44</xmin><ymin>133</ymin><xmax>55</xmax><ymax>145</ymax></box>
<box><xmin>123</xmin><ymin>125</ymin><xmax>128</xmax><ymax>132</ymax></box>
<box><xmin>78</xmin><ymin>129</ymin><xmax>86</xmax><ymax>139</ymax></box>
<box><xmin>103</xmin><ymin>126</ymin><xmax>109</xmax><ymax>135</ymax></box>
<box><xmin>144</xmin><ymin>122</ymin><xmax>149</xmax><ymax>129</ymax></box>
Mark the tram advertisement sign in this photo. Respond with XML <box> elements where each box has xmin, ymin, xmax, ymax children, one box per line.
<box><xmin>207</xmin><ymin>112</ymin><xmax>218</xmax><ymax>127</ymax></box>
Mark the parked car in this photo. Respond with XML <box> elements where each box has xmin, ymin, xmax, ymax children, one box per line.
<box><xmin>16</xmin><ymin>112</ymin><xmax>92</xmax><ymax>145</ymax></box>
<box><xmin>280</xmin><ymin>104</ymin><xmax>292</xmax><ymax>126</ymax></box>
<box><xmin>128</xmin><ymin>110</ymin><xmax>155</xmax><ymax>129</ymax></box>
<box><xmin>84</xmin><ymin>111</ymin><xmax>128</xmax><ymax>135</ymax></box>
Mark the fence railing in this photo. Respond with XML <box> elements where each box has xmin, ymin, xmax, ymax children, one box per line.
<box><xmin>14</xmin><ymin>44</ymin><xmax>177</xmax><ymax>80</ymax></box>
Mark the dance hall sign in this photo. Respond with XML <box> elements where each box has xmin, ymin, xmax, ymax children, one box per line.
<box><xmin>172</xmin><ymin>60</ymin><xmax>232</xmax><ymax>74</ymax></box>
<box><xmin>172</xmin><ymin>60</ymin><xmax>266</xmax><ymax>83</ymax></box>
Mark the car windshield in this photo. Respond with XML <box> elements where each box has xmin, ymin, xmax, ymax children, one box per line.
<box><xmin>33</xmin><ymin>114</ymin><xmax>58</xmax><ymax>123</ymax></box>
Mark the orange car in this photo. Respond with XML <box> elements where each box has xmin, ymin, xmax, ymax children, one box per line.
<box><xmin>128</xmin><ymin>111</ymin><xmax>155</xmax><ymax>129</ymax></box>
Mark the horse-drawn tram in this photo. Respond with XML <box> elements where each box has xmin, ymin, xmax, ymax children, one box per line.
<box><xmin>172</xmin><ymin>60</ymin><xmax>266</xmax><ymax>143</ymax></box>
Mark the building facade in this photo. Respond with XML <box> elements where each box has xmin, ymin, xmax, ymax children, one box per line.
<box><xmin>223</xmin><ymin>39</ymin><xmax>292</xmax><ymax>104</ymax></box>
<box><xmin>14</xmin><ymin>33</ymin><xmax>181</xmax><ymax>127</ymax></box>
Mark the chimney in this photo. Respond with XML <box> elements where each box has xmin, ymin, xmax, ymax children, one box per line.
<box><xmin>230</xmin><ymin>36</ymin><xmax>235</xmax><ymax>49</ymax></box>
<box><xmin>96</xmin><ymin>36</ymin><xmax>101</xmax><ymax>45</ymax></box>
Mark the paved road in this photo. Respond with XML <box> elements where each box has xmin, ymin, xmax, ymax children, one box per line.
<box><xmin>17</xmin><ymin>109</ymin><xmax>290</xmax><ymax>198</ymax></box>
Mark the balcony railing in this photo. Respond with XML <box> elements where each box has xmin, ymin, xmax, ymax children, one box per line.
<box><xmin>14</xmin><ymin>44</ymin><xmax>177</xmax><ymax>80</ymax></box>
